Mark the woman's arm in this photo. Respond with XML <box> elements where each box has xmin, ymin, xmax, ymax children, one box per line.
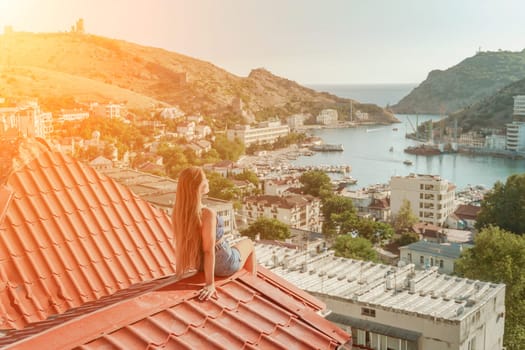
<box><xmin>199</xmin><ymin>207</ymin><xmax>217</xmax><ymax>300</ymax></box>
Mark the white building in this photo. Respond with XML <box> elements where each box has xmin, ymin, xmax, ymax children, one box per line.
<box><xmin>316</xmin><ymin>109</ymin><xmax>338</xmax><ymax>125</ymax></box>
<box><xmin>484</xmin><ymin>134</ymin><xmax>506</xmax><ymax>150</ymax></box>
<box><xmin>390</xmin><ymin>174</ymin><xmax>456</xmax><ymax>226</ymax></box>
<box><xmin>56</xmin><ymin>109</ymin><xmax>90</xmax><ymax>123</ymax></box>
<box><xmin>243</xmin><ymin>194</ymin><xmax>322</xmax><ymax>232</ymax></box>
<box><xmin>399</xmin><ymin>240</ymin><xmax>471</xmax><ymax>274</ymax></box>
<box><xmin>286</xmin><ymin>114</ymin><xmax>306</xmax><ymax>130</ymax></box>
<box><xmin>91</xmin><ymin>103</ymin><xmax>123</xmax><ymax>119</ymax></box>
<box><xmin>513</xmin><ymin>95</ymin><xmax>525</xmax><ymax>116</ymax></box>
<box><xmin>226</xmin><ymin>121</ymin><xmax>289</xmax><ymax>146</ymax></box>
<box><xmin>263</xmin><ymin>176</ymin><xmax>302</xmax><ymax>196</ymax></box>
<box><xmin>176</xmin><ymin>121</ymin><xmax>195</xmax><ymax>140</ymax></box>
<box><xmin>505</xmin><ymin>121</ymin><xmax>525</xmax><ymax>152</ymax></box>
<box><xmin>0</xmin><ymin>102</ymin><xmax>53</xmax><ymax>139</ymax></box>
<box><xmin>159</xmin><ymin>106</ymin><xmax>184</xmax><ymax>119</ymax></box>
<box><xmin>255</xmin><ymin>243</ymin><xmax>506</xmax><ymax>350</ymax></box>
<box><xmin>355</xmin><ymin>110</ymin><xmax>369</xmax><ymax>121</ymax></box>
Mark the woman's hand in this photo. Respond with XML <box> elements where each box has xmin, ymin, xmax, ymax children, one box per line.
<box><xmin>199</xmin><ymin>284</ymin><xmax>217</xmax><ymax>301</ymax></box>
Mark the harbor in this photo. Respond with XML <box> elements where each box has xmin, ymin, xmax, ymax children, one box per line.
<box><xmin>290</xmin><ymin>115</ymin><xmax>525</xmax><ymax>190</ymax></box>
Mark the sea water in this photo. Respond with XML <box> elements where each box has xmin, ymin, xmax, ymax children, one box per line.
<box><xmin>296</xmin><ymin>85</ymin><xmax>525</xmax><ymax>189</ymax></box>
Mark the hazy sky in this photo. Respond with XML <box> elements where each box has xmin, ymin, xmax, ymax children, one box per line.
<box><xmin>1</xmin><ymin>0</ymin><xmax>524</xmax><ymax>84</ymax></box>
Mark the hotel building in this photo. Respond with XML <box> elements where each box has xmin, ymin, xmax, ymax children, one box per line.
<box><xmin>226</xmin><ymin>121</ymin><xmax>289</xmax><ymax>146</ymax></box>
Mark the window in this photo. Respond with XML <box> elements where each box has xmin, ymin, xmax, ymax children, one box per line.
<box><xmin>439</xmin><ymin>260</ymin><xmax>444</xmax><ymax>268</ymax></box>
<box><xmin>430</xmin><ymin>257</ymin><xmax>434</xmax><ymax>266</ymax></box>
<box><xmin>420</xmin><ymin>256</ymin><xmax>424</xmax><ymax>264</ymax></box>
<box><xmin>361</xmin><ymin>307</ymin><xmax>376</xmax><ymax>317</ymax></box>
<box><xmin>407</xmin><ymin>253</ymin><xmax>412</xmax><ymax>262</ymax></box>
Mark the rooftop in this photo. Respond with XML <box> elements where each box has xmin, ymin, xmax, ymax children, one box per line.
<box><xmin>255</xmin><ymin>242</ymin><xmax>504</xmax><ymax>322</ymax></box>
<box><xmin>399</xmin><ymin>240</ymin><xmax>472</xmax><ymax>259</ymax></box>
<box><xmin>0</xmin><ymin>137</ymin><xmax>350</xmax><ymax>348</ymax></box>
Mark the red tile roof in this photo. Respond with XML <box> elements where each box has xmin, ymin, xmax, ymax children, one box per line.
<box><xmin>0</xmin><ymin>138</ymin><xmax>350</xmax><ymax>348</ymax></box>
<box><xmin>455</xmin><ymin>204</ymin><xmax>481</xmax><ymax>221</ymax></box>
<box><xmin>0</xmin><ymin>138</ymin><xmax>176</xmax><ymax>329</ymax></box>
<box><xmin>1</xmin><ymin>267</ymin><xmax>349</xmax><ymax>349</ymax></box>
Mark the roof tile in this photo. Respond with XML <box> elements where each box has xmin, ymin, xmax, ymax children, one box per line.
<box><xmin>1</xmin><ymin>269</ymin><xmax>348</xmax><ymax>349</ymax></box>
<box><xmin>0</xmin><ymin>138</ymin><xmax>350</xmax><ymax>348</ymax></box>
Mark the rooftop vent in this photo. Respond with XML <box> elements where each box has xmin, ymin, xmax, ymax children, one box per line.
<box><xmin>456</xmin><ymin>306</ymin><xmax>465</xmax><ymax>316</ymax></box>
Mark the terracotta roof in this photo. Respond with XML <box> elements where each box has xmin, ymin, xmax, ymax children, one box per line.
<box><xmin>368</xmin><ymin>197</ymin><xmax>390</xmax><ymax>209</ymax></box>
<box><xmin>0</xmin><ymin>138</ymin><xmax>175</xmax><ymax>329</ymax></box>
<box><xmin>1</xmin><ymin>267</ymin><xmax>349</xmax><ymax>349</ymax></box>
<box><xmin>412</xmin><ymin>222</ymin><xmax>443</xmax><ymax>238</ymax></box>
<box><xmin>0</xmin><ymin>137</ymin><xmax>350</xmax><ymax>348</ymax></box>
<box><xmin>454</xmin><ymin>204</ymin><xmax>481</xmax><ymax>220</ymax></box>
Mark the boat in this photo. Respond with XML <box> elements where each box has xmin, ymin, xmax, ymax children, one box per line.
<box><xmin>332</xmin><ymin>176</ymin><xmax>358</xmax><ymax>189</ymax></box>
<box><xmin>404</xmin><ymin>144</ymin><xmax>442</xmax><ymax>156</ymax></box>
<box><xmin>310</xmin><ymin>144</ymin><xmax>344</xmax><ymax>152</ymax></box>
<box><xmin>403</xmin><ymin>160</ymin><xmax>413</xmax><ymax>165</ymax></box>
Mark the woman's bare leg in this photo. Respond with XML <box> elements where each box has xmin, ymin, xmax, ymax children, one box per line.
<box><xmin>233</xmin><ymin>239</ymin><xmax>257</xmax><ymax>275</ymax></box>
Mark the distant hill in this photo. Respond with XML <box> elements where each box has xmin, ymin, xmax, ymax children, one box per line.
<box><xmin>392</xmin><ymin>50</ymin><xmax>525</xmax><ymax>115</ymax></box>
<box><xmin>448</xmin><ymin>78</ymin><xmax>525</xmax><ymax>131</ymax></box>
<box><xmin>0</xmin><ymin>31</ymin><xmax>396</xmax><ymax>123</ymax></box>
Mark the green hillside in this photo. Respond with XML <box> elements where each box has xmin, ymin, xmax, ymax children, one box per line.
<box><xmin>449</xmin><ymin>78</ymin><xmax>525</xmax><ymax>131</ymax></box>
<box><xmin>0</xmin><ymin>31</ymin><xmax>396</xmax><ymax>123</ymax></box>
<box><xmin>392</xmin><ymin>50</ymin><xmax>525</xmax><ymax>115</ymax></box>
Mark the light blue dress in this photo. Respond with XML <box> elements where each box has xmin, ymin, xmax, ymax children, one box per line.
<box><xmin>214</xmin><ymin>215</ymin><xmax>241</xmax><ymax>276</ymax></box>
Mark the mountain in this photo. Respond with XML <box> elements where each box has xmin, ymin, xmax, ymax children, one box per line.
<box><xmin>0</xmin><ymin>31</ymin><xmax>396</xmax><ymax>123</ymax></box>
<box><xmin>392</xmin><ymin>50</ymin><xmax>525</xmax><ymax>115</ymax></box>
<box><xmin>448</xmin><ymin>77</ymin><xmax>525</xmax><ymax>131</ymax></box>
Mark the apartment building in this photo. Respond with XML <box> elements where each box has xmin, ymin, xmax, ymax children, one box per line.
<box><xmin>0</xmin><ymin>102</ymin><xmax>53</xmax><ymax>139</ymax></box>
<box><xmin>256</xmin><ymin>242</ymin><xmax>506</xmax><ymax>350</ymax></box>
<box><xmin>226</xmin><ymin>121</ymin><xmax>290</xmax><ymax>146</ymax></box>
<box><xmin>505</xmin><ymin>121</ymin><xmax>525</xmax><ymax>152</ymax></box>
<box><xmin>242</xmin><ymin>194</ymin><xmax>322</xmax><ymax>232</ymax></box>
<box><xmin>390</xmin><ymin>174</ymin><xmax>456</xmax><ymax>226</ymax></box>
<box><xmin>316</xmin><ymin>109</ymin><xmax>338</xmax><ymax>125</ymax></box>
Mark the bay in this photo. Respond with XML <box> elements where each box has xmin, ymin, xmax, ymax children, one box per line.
<box><xmin>292</xmin><ymin>115</ymin><xmax>525</xmax><ymax>190</ymax></box>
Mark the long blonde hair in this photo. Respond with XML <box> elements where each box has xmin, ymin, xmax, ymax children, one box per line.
<box><xmin>173</xmin><ymin>166</ymin><xmax>205</xmax><ymax>275</ymax></box>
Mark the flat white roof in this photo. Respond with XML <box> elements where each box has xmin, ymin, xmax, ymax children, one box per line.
<box><xmin>255</xmin><ymin>243</ymin><xmax>504</xmax><ymax>322</ymax></box>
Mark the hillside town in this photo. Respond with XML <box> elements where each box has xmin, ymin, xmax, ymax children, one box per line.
<box><xmin>2</xmin><ymin>90</ymin><xmax>525</xmax><ymax>349</ymax></box>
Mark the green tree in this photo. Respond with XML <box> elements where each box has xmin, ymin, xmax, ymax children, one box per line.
<box><xmin>475</xmin><ymin>174</ymin><xmax>525</xmax><ymax>235</ymax></box>
<box><xmin>241</xmin><ymin>217</ymin><xmax>291</xmax><ymax>241</ymax></box>
<box><xmin>321</xmin><ymin>196</ymin><xmax>357</xmax><ymax>237</ymax></box>
<box><xmin>455</xmin><ymin>226</ymin><xmax>525</xmax><ymax>349</ymax></box>
<box><xmin>395</xmin><ymin>232</ymin><xmax>420</xmax><ymax>246</ymax></box>
<box><xmin>207</xmin><ymin>171</ymin><xmax>240</xmax><ymax>201</ymax></box>
<box><xmin>157</xmin><ymin>144</ymin><xmax>189</xmax><ymax>178</ymax></box>
<box><xmin>300</xmin><ymin>170</ymin><xmax>332</xmax><ymax>198</ymax></box>
<box><xmin>213</xmin><ymin>134</ymin><xmax>245</xmax><ymax>161</ymax></box>
<box><xmin>333</xmin><ymin>235</ymin><xmax>378</xmax><ymax>261</ymax></box>
<box><xmin>391</xmin><ymin>199</ymin><xmax>418</xmax><ymax>234</ymax></box>
<box><xmin>234</xmin><ymin>169</ymin><xmax>260</xmax><ymax>187</ymax></box>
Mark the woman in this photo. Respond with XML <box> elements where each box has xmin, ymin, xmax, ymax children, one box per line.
<box><xmin>172</xmin><ymin>166</ymin><xmax>256</xmax><ymax>300</ymax></box>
